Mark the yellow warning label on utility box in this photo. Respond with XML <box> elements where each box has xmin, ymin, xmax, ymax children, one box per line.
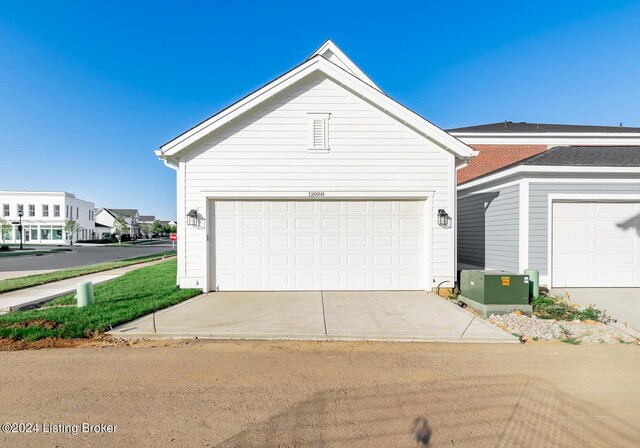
<box><xmin>501</xmin><ymin>276</ymin><xmax>511</xmax><ymax>286</ymax></box>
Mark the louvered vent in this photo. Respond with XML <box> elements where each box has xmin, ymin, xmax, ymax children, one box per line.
<box><xmin>312</xmin><ymin>119</ymin><xmax>325</xmax><ymax>148</ymax></box>
<box><xmin>307</xmin><ymin>113</ymin><xmax>330</xmax><ymax>151</ymax></box>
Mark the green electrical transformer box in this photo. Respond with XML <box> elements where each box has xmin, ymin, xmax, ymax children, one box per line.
<box><xmin>460</xmin><ymin>270</ymin><xmax>530</xmax><ymax>305</ymax></box>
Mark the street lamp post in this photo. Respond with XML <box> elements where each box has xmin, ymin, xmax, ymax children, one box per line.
<box><xmin>18</xmin><ymin>209</ymin><xmax>23</xmax><ymax>250</ymax></box>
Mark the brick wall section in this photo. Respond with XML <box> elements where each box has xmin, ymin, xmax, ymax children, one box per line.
<box><xmin>458</xmin><ymin>144</ymin><xmax>548</xmax><ymax>184</ymax></box>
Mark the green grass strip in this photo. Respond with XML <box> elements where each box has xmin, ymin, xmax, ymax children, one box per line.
<box><xmin>0</xmin><ymin>251</ymin><xmax>176</xmax><ymax>294</ymax></box>
<box><xmin>0</xmin><ymin>250</ymin><xmax>53</xmax><ymax>258</ymax></box>
<box><xmin>0</xmin><ymin>259</ymin><xmax>200</xmax><ymax>341</ymax></box>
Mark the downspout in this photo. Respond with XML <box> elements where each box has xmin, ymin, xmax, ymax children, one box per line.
<box><xmin>155</xmin><ymin>150</ymin><xmax>178</xmax><ymax>171</ymax></box>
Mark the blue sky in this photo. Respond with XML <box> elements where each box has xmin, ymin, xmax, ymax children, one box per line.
<box><xmin>1</xmin><ymin>1</ymin><xmax>639</xmax><ymax>220</ymax></box>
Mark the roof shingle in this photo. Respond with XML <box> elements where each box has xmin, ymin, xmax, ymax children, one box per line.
<box><xmin>448</xmin><ymin>121</ymin><xmax>640</xmax><ymax>134</ymax></box>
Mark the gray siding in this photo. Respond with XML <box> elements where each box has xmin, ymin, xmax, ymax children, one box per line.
<box><xmin>529</xmin><ymin>182</ymin><xmax>640</xmax><ymax>275</ymax></box>
<box><xmin>458</xmin><ymin>184</ymin><xmax>520</xmax><ymax>272</ymax></box>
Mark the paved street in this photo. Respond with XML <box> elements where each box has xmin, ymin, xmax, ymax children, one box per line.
<box><xmin>0</xmin><ymin>243</ymin><xmax>174</xmax><ymax>272</ymax></box>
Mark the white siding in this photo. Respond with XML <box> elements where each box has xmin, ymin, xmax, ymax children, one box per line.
<box><xmin>178</xmin><ymin>73</ymin><xmax>456</xmax><ymax>289</ymax></box>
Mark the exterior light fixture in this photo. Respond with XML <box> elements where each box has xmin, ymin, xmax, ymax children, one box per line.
<box><xmin>186</xmin><ymin>209</ymin><xmax>199</xmax><ymax>226</ymax></box>
<box><xmin>18</xmin><ymin>209</ymin><xmax>24</xmax><ymax>250</ymax></box>
<box><xmin>437</xmin><ymin>209</ymin><xmax>451</xmax><ymax>228</ymax></box>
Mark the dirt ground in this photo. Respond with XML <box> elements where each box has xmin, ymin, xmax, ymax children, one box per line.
<box><xmin>0</xmin><ymin>340</ymin><xmax>638</xmax><ymax>448</ymax></box>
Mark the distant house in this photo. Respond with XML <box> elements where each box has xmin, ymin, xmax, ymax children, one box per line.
<box><xmin>95</xmin><ymin>208</ymin><xmax>140</xmax><ymax>237</ymax></box>
<box><xmin>139</xmin><ymin>215</ymin><xmax>155</xmax><ymax>237</ymax></box>
<box><xmin>0</xmin><ymin>190</ymin><xmax>95</xmax><ymax>244</ymax></box>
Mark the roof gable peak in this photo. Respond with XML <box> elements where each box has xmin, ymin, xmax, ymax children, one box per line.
<box><xmin>309</xmin><ymin>39</ymin><xmax>381</xmax><ymax>91</ymax></box>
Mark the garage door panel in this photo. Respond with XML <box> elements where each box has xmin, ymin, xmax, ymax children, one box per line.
<box><xmin>212</xmin><ymin>200</ymin><xmax>427</xmax><ymax>291</ymax></box>
<box><xmin>553</xmin><ymin>201</ymin><xmax>640</xmax><ymax>287</ymax></box>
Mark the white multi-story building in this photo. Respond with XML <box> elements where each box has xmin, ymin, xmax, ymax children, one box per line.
<box><xmin>0</xmin><ymin>191</ymin><xmax>95</xmax><ymax>244</ymax></box>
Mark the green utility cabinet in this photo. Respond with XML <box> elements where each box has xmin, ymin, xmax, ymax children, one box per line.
<box><xmin>459</xmin><ymin>270</ymin><xmax>532</xmax><ymax>317</ymax></box>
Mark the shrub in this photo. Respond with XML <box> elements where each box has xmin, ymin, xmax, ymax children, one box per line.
<box><xmin>0</xmin><ymin>245</ymin><xmax>9</xmax><ymax>251</ymax></box>
<box><xmin>532</xmin><ymin>295</ymin><xmax>612</xmax><ymax>323</ymax></box>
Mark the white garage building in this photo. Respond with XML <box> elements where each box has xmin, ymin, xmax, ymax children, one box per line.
<box><xmin>156</xmin><ymin>40</ymin><xmax>476</xmax><ymax>291</ymax></box>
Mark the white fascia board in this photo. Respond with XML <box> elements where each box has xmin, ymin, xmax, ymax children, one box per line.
<box><xmin>451</xmin><ymin>133</ymin><xmax>640</xmax><ymax>146</ymax></box>
<box><xmin>458</xmin><ymin>165</ymin><xmax>640</xmax><ymax>191</ymax></box>
<box><xmin>160</xmin><ymin>57</ymin><xmax>477</xmax><ymax>160</ymax></box>
<box><xmin>309</xmin><ymin>39</ymin><xmax>381</xmax><ymax>91</ymax></box>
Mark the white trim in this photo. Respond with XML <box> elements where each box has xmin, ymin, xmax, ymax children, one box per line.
<box><xmin>158</xmin><ymin>55</ymin><xmax>476</xmax><ymax>160</ymax></box>
<box><xmin>204</xmin><ymin>199</ymin><xmax>212</xmax><ymax>293</ymax></box>
<box><xmin>547</xmin><ymin>193</ymin><xmax>640</xmax><ymax>288</ymax></box>
<box><xmin>457</xmin><ymin>179</ymin><xmax>522</xmax><ymax>198</ymax></box>
<box><xmin>461</xmin><ymin>178</ymin><xmax>640</xmax><ymax>198</ymax></box>
<box><xmin>518</xmin><ymin>179</ymin><xmax>529</xmax><ymax>273</ymax></box>
<box><xmin>549</xmin><ymin>193</ymin><xmax>640</xmax><ymax>201</ymax></box>
<box><xmin>425</xmin><ymin>195</ymin><xmax>433</xmax><ymax>290</ymax></box>
<box><xmin>451</xmin><ymin>157</ymin><xmax>457</xmax><ymax>288</ymax></box>
<box><xmin>202</xmin><ymin>191</ymin><xmax>434</xmax><ymax>292</ymax></box>
<box><xmin>199</xmin><ymin>190</ymin><xmax>434</xmax><ymax>200</ymax></box>
<box><xmin>309</xmin><ymin>39</ymin><xmax>381</xmax><ymax>91</ymax></box>
<box><xmin>452</xmin><ymin>133</ymin><xmax>640</xmax><ymax>146</ymax></box>
<box><xmin>176</xmin><ymin>160</ymin><xmax>186</xmax><ymax>286</ymax></box>
<box><xmin>459</xmin><ymin>165</ymin><xmax>640</xmax><ymax>190</ymax></box>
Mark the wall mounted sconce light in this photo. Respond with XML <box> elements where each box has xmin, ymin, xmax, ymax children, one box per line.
<box><xmin>186</xmin><ymin>209</ymin><xmax>199</xmax><ymax>226</ymax></box>
<box><xmin>437</xmin><ymin>209</ymin><xmax>451</xmax><ymax>228</ymax></box>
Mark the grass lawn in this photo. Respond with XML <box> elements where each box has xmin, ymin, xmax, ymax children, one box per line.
<box><xmin>0</xmin><ymin>251</ymin><xmax>176</xmax><ymax>294</ymax></box>
<box><xmin>0</xmin><ymin>259</ymin><xmax>200</xmax><ymax>341</ymax></box>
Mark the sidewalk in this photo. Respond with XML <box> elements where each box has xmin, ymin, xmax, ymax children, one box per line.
<box><xmin>0</xmin><ymin>259</ymin><xmax>170</xmax><ymax>312</ymax></box>
<box><xmin>0</xmin><ymin>270</ymin><xmax>58</xmax><ymax>281</ymax></box>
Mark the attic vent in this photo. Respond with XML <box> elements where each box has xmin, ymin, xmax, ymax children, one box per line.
<box><xmin>307</xmin><ymin>113</ymin><xmax>330</xmax><ymax>151</ymax></box>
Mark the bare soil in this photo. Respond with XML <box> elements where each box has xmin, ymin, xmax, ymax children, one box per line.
<box><xmin>0</xmin><ymin>339</ymin><xmax>638</xmax><ymax>447</ymax></box>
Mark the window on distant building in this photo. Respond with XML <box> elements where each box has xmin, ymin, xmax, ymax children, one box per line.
<box><xmin>2</xmin><ymin>204</ymin><xmax>8</xmax><ymax>217</ymax></box>
<box><xmin>28</xmin><ymin>204</ymin><xmax>35</xmax><ymax>217</ymax></box>
<box><xmin>54</xmin><ymin>205</ymin><xmax>60</xmax><ymax>217</ymax></box>
<box><xmin>42</xmin><ymin>204</ymin><xmax>49</xmax><ymax>217</ymax></box>
<box><xmin>17</xmin><ymin>204</ymin><xmax>24</xmax><ymax>216</ymax></box>
<box><xmin>76</xmin><ymin>207</ymin><xmax>79</xmax><ymax>219</ymax></box>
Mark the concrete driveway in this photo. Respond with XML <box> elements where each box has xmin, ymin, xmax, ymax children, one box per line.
<box><xmin>552</xmin><ymin>288</ymin><xmax>640</xmax><ymax>330</ymax></box>
<box><xmin>110</xmin><ymin>291</ymin><xmax>516</xmax><ymax>342</ymax></box>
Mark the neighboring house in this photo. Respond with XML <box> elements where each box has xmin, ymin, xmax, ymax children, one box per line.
<box><xmin>0</xmin><ymin>191</ymin><xmax>95</xmax><ymax>244</ymax></box>
<box><xmin>139</xmin><ymin>215</ymin><xmax>155</xmax><ymax>237</ymax></box>
<box><xmin>94</xmin><ymin>208</ymin><xmax>140</xmax><ymax>237</ymax></box>
<box><xmin>457</xmin><ymin>146</ymin><xmax>640</xmax><ymax>288</ymax></box>
<box><xmin>94</xmin><ymin>223</ymin><xmax>112</xmax><ymax>239</ymax></box>
<box><xmin>156</xmin><ymin>40</ymin><xmax>476</xmax><ymax>291</ymax></box>
<box><xmin>449</xmin><ymin>121</ymin><xmax>640</xmax><ymax>184</ymax></box>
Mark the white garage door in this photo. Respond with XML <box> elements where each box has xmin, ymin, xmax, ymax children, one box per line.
<box><xmin>211</xmin><ymin>200</ymin><xmax>427</xmax><ymax>291</ymax></box>
<box><xmin>552</xmin><ymin>201</ymin><xmax>640</xmax><ymax>287</ymax></box>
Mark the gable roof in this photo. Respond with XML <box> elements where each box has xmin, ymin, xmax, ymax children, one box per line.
<box><xmin>308</xmin><ymin>40</ymin><xmax>380</xmax><ymax>91</ymax></box>
<box><xmin>157</xmin><ymin>40</ymin><xmax>476</xmax><ymax>161</ymax></box>
<box><xmin>457</xmin><ymin>144</ymin><xmax>548</xmax><ymax>184</ymax></box>
<box><xmin>459</xmin><ymin>146</ymin><xmax>640</xmax><ymax>187</ymax></box>
<box><xmin>104</xmin><ymin>208</ymin><xmax>139</xmax><ymax>218</ymax></box>
<box><xmin>521</xmin><ymin>146</ymin><xmax>640</xmax><ymax>166</ymax></box>
<box><xmin>449</xmin><ymin>121</ymin><xmax>640</xmax><ymax>134</ymax></box>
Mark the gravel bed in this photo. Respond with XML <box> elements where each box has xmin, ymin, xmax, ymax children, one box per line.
<box><xmin>489</xmin><ymin>313</ymin><xmax>639</xmax><ymax>344</ymax></box>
